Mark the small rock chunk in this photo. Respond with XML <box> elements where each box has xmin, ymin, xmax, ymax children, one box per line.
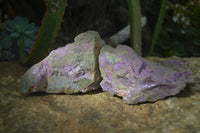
<box><xmin>20</xmin><ymin>31</ymin><xmax>104</xmax><ymax>94</ymax></box>
<box><xmin>99</xmin><ymin>45</ymin><xmax>193</xmax><ymax>104</ymax></box>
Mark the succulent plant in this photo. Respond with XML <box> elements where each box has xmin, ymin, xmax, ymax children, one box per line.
<box><xmin>0</xmin><ymin>16</ymin><xmax>39</xmax><ymax>60</ymax></box>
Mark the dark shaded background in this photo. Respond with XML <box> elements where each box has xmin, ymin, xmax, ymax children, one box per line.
<box><xmin>0</xmin><ymin>0</ymin><xmax>200</xmax><ymax>57</ymax></box>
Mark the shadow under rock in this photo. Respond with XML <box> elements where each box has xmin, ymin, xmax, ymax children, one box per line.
<box><xmin>176</xmin><ymin>84</ymin><xmax>197</xmax><ymax>98</ymax></box>
<box><xmin>21</xmin><ymin>84</ymin><xmax>196</xmax><ymax>103</ymax></box>
<box><xmin>24</xmin><ymin>88</ymin><xmax>104</xmax><ymax>97</ymax></box>
<box><xmin>71</xmin><ymin>88</ymin><xmax>103</xmax><ymax>96</ymax></box>
<box><xmin>28</xmin><ymin>92</ymin><xmax>49</xmax><ymax>97</ymax></box>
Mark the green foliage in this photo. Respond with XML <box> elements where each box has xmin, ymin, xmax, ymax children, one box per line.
<box><xmin>127</xmin><ymin>0</ymin><xmax>142</xmax><ymax>56</ymax></box>
<box><xmin>148</xmin><ymin>0</ymin><xmax>168</xmax><ymax>56</ymax></box>
<box><xmin>0</xmin><ymin>16</ymin><xmax>39</xmax><ymax>60</ymax></box>
<box><xmin>154</xmin><ymin>26</ymin><xmax>200</xmax><ymax>57</ymax></box>
<box><xmin>153</xmin><ymin>0</ymin><xmax>200</xmax><ymax>57</ymax></box>
<box><xmin>24</xmin><ymin>0</ymin><xmax>67</xmax><ymax>65</ymax></box>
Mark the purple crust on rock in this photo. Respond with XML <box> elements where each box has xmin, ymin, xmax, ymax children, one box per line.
<box><xmin>99</xmin><ymin>45</ymin><xmax>193</xmax><ymax>104</ymax></box>
<box><xmin>19</xmin><ymin>31</ymin><xmax>103</xmax><ymax>94</ymax></box>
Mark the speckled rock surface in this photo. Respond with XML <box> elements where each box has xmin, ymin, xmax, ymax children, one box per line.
<box><xmin>0</xmin><ymin>57</ymin><xmax>200</xmax><ymax>133</ymax></box>
<box><xmin>20</xmin><ymin>31</ymin><xmax>193</xmax><ymax>105</ymax></box>
<box><xmin>20</xmin><ymin>31</ymin><xmax>104</xmax><ymax>94</ymax></box>
<box><xmin>99</xmin><ymin>45</ymin><xmax>193</xmax><ymax>104</ymax></box>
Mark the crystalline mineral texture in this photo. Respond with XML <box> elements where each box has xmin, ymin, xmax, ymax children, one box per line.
<box><xmin>20</xmin><ymin>30</ymin><xmax>193</xmax><ymax>104</ymax></box>
<box><xmin>20</xmin><ymin>31</ymin><xmax>104</xmax><ymax>94</ymax></box>
<box><xmin>99</xmin><ymin>45</ymin><xmax>193</xmax><ymax>104</ymax></box>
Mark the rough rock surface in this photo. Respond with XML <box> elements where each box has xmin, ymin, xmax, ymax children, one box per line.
<box><xmin>0</xmin><ymin>58</ymin><xmax>200</xmax><ymax>133</ymax></box>
<box><xmin>20</xmin><ymin>31</ymin><xmax>193</xmax><ymax>104</ymax></box>
<box><xmin>99</xmin><ymin>45</ymin><xmax>193</xmax><ymax>104</ymax></box>
<box><xmin>20</xmin><ymin>31</ymin><xmax>104</xmax><ymax>94</ymax></box>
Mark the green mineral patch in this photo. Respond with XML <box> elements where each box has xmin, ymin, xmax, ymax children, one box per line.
<box><xmin>105</xmin><ymin>52</ymin><xmax>121</xmax><ymax>65</ymax></box>
<box><xmin>78</xmin><ymin>78</ymin><xmax>93</xmax><ymax>88</ymax></box>
<box><xmin>54</xmin><ymin>53</ymin><xmax>79</xmax><ymax>67</ymax></box>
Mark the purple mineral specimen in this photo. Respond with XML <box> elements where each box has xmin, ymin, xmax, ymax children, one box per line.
<box><xmin>99</xmin><ymin>45</ymin><xmax>193</xmax><ymax>104</ymax></box>
<box><xmin>20</xmin><ymin>31</ymin><xmax>104</xmax><ymax>94</ymax></box>
<box><xmin>19</xmin><ymin>30</ymin><xmax>193</xmax><ymax>105</ymax></box>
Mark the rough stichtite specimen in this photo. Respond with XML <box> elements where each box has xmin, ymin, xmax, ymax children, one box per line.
<box><xmin>20</xmin><ymin>31</ymin><xmax>104</xmax><ymax>94</ymax></box>
<box><xmin>20</xmin><ymin>30</ymin><xmax>193</xmax><ymax>104</ymax></box>
<box><xmin>99</xmin><ymin>45</ymin><xmax>193</xmax><ymax>104</ymax></box>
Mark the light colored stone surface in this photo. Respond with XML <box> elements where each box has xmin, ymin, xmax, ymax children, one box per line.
<box><xmin>20</xmin><ymin>31</ymin><xmax>104</xmax><ymax>94</ymax></box>
<box><xmin>0</xmin><ymin>57</ymin><xmax>200</xmax><ymax>133</ymax></box>
<box><xmin>99</xmin><ymin>45</ymin><xmax>193</xmax><ymax>104</ymax></box>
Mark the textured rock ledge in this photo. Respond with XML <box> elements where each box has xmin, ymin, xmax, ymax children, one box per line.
<box><xmin>20</xmin><ymin>31</ymin><xmax>104</xmax><ymax>94</ymax></box>
<box><xmin>0</xmin><ymin>58</ymin><xmax>200</xmax><ymax>133</ymax></box>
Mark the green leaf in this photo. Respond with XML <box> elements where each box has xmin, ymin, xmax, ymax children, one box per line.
<box><xmin>19</xmin><ymin>37</ymin><xmax>27</xmax><ymax>63</ymax></box>
<box><xmin>148</xmin><ymin>0</ymin><xmax>168</xmax><ymax>56</ymax></box>
<box><xmin>10</xmin><ymin>32</ymin><xmax>20</xmax><ymax>38</ymax></box>
<box><xmin>27</xmin><ymin>23</ymin><xmax>35</xmax><ymax>30</ymax></box>
<box><xmin>26</xmin><ymin>33</ymin><xmax>37</xmax><ymax>40</ymax></box>
<box><xmin>23</xmin><ymin>37</ymin><xmax>35</xmax><ymax>48</ymax></box>
<box><xmin>23</xmin><ymin>30</ymin><xmax>35</xmax><ymax>35</ymax></box>
<box><xmin>25</xmin><ymin>0</ymin><xmax>67</xmax><ymax>65</ymax></box>
<box><xmin>127</xmin><ymin>0</ymin><xmax>142</xmax><ymax>55</ymax></box>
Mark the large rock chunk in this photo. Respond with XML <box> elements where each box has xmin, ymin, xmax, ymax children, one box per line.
<box><xmin>99</xmin><ymin>45</ymin><xmax>193</xmax><ymax>104</ymax></box>
<box><xmin>20</xmin><ymin>31</ymin><xmax>104</xmax><ymax>94</ymax></box>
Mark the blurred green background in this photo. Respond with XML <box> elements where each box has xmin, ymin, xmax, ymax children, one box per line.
<box><xmin>0</xmin><ymin>0</ymin><xmax>200</xmax><ymax>60</ymax></box>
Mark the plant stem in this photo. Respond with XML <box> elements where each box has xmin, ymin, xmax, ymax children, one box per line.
<box><xmin>19</xmin><ymin>38</ymin><xmax>26</xmax><ymax>63</ymax></box>
<box><xmin>24</xmin><ymin>0</ymin><xmax>67</xmax><ymax>65</ymax></box>
<box><xmin>148</xmin><ymin>0</ymin><xmax>168</xmax><ymax>56</ymax></box>
<box><xmin>127</xmin><ymin>0</ymin><xmax>142</xmax><ymax>56</ymax></box>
